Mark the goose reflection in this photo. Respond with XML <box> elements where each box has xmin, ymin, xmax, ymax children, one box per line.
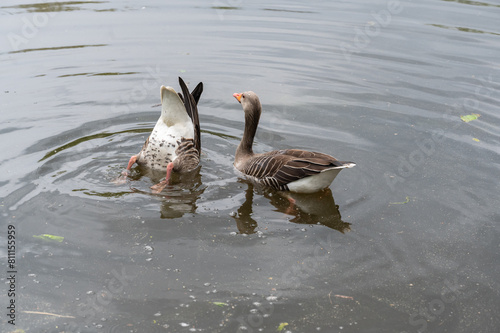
<box><xmin>232</xmin><ymin>181</ymin><xmax>351</xmax><ymax>234</ymax></box>
<box><xmin>129</xmin><ymin>165</ymin><xmax>205</xmax><ymax>219</ymax></box>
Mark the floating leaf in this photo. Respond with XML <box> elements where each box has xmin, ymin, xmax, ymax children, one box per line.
<box><xmin>277</xmin><ymin>323</ymin><xmax>288</xmax><ymax>331</ymax></box>
<box><xmin>460</xmin><ymin>113</ymin><xmax>480</xmax><ymax>122</ymax></box>
<box><xmin>212</xmin><ymin>302</ymin><xmax>228</xmax><ymax>307</ymax></box>
<box><xmin>390</xmin><ymin>196</ymin><xmax>410</xmax><ymax>205</ymax></box>
<box><xmin>33</xmin><ymin>234</ymin><xmax>64</xmax><ymax>242</ymax></box>
<box><xmin>472</xmin><ymin>138</ymin><xmax>480</xmax><ymax>142</ymax></box>
<box><xmin>179</xmin><ymin>69</ymin><xmax>186</xmax><ymax>73</ymax></box>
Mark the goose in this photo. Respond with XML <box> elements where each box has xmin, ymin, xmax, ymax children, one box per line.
<box><xmin>232</xmin><ymin>91</ymin><xmax>355</xmax><ymax>194</ymax></box>
<box><xmin>120</xmin><ymin>77</ymin><xmax>202</xmax><ymax>192</ymax></box>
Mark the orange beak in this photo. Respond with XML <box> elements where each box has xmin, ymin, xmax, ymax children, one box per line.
<box><xmin>233</xmin><ymin>93</ymin><xmax>242</xmax><ymax>103</ymax></box>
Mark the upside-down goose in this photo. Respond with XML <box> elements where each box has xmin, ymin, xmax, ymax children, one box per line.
<box><xmin>121</xmin><ymin>77</ymin><xmax>203</xmax><ymax>192</ymax></box>
<box><xmin>232</xmin><ymin>91</ymin><xmax>355</xmax><ymax>194</ymax></box>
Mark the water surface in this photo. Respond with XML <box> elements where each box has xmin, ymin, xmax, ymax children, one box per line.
<box><xmin>1</xmin><ymin>0</ymin><xmax>499</xmax><ymax>332</ymax></box>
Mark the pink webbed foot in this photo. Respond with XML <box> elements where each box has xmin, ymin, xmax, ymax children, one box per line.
<box><xmin>151</xmin><ymin>179</ymin><xmax>168</xmax><ymax>193</ymax></box>
<box><xmin>112</xmin><ymin>155</ymin><xmax>137</xmax><ymax>185</ymax></box>
<box><xmin>284</xmin><ymin>196</ymin><xmax>298</xmax><ymax>215</ymax></box>
<box><xmin>151</xmin><ymin>162</ymin><xmax>174</xmax><ymax>193</ymax></box>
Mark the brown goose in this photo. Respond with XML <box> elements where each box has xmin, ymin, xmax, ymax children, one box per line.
<box><xmin>232</xmin><ymin>91</ymin><xmax>355</xmax><ymax>193</ymax></box>
<box><xmin>120</xmin><ymin>77</ymin><xmax>202</xmax><ymax>192</ymax></box>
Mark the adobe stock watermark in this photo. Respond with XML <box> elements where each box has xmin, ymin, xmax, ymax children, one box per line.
<box><xmin>385</xmin><ymin>73</ymin><xmax>498</xmax><ymax>191</ymax></box>
<box><xmin>402</xmin><ymin>276</ymin><xmax>464</xmax><ymax>333</ymax></box>
<box><xmin>212</xmin><ymin>0</ymin><xmax>243</xmax><ymax>21</ymax></box>
<box><xmin>340</xmin><ymin>0</ymin><xmax>403</xmax><ymax>63</ymax></box>
<box><xmin>61</xmin><ymin>266</ymin><xmax>137</xmax><ymax>332</ymax></box>
<box><xmin>7</xmin><ymin>1</ymin><xmax>63</xmax><ymax>52</ymax></box>
<box><xmin>257</xmin><ymin>104</ymin><xmax>293</xmax><ymax>147</ymax></box>
<box><xmin>110</xmin><ymin>65</ymin><xmax>164</xmax><ymax>114</ymax></box>
<box><xmin>235</xmin><ymin>232</ymin><xmax>341</xmax><ymax>332</ymax></box>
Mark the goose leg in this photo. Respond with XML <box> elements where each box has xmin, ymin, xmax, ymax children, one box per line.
<box><xmin>125</xmin><ymin>155</ymin><xmax>138</xmax><ymax>171</ymax></box>
<box><xmin>112</xmin><ymin>155</ymin><xmax>137</xmax><ymax>184</ymax></box>
<box><xmin>151</xmin><ymin>162</ymin><xmax>174</xmax><ymax>193</ymax></box>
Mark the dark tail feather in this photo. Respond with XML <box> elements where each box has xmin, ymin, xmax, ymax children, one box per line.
<box><xmin>177</xmin><ymin>80</ymin><xmax>203</xmax><ymax>106</ymax></box>
<box><xmin>178</xmin><ymin>77</ymin><xmax>192</xmax><ymax>119</ymax></box>
<box><xmin>191</xmin><ymin>82</ymin><xmax>203</xmax><ymax>105</ymax></box>
<box><xmin>178</xmin><ymin>77</ymin><xmax>201</xmax><ymax>154</ymax></box>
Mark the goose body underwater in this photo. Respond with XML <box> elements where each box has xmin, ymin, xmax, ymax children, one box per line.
<box><xmin>118</xmin><ymin>77</ymin><xmax>202</xmax><ymax>192</ymax></box>
<box><xmin>232</xmin><ymin>91</ymin><xmax>355</xmax><ymax>194</ymax></box>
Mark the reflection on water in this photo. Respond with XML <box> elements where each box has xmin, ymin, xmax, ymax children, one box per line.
<box><xmin>129</xmin><ymin>166</ymin><xmax>206</xmax><ymax>219</ymax></box>
<box><xmin>39</xmin><ymin>127</ymin><xmax>151</xmax><ymax>162</ymax></box>
<box><xmin>7</xmin><ymin>44</ymin><xmax>107</xmax><ymax>55</ymax></box>
<box><xmin>429</xmin><ymin>24</ymin><xmax>500</xmax><ymax>36</ymax></box>
<box><xmin>58</xmin><ymin>71</ymin><xmax>140</xmax><ymax>78</ymax></box>
<box><xmin>232</xmin><ymin>181</ymin><xmax>351</xmax><ymax>234</ymax></box>
<box><xmin>262</xmin><ymin>8</ymin><xmax>316</xmax><ymax>14</ymax></box>
<box><xmin>1</xmin><ymin>1</ymin><xmax>112</xmax><ymax>13</ymax></box>
<box><xmin>441</xmin><ymin>0</ymin><xmax>500</xmax><ymax>8</ymax></box>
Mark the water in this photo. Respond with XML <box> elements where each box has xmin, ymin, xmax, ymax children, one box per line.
<box><xmin>1</xmin><ymin>0</ymin><xmax>499</xmax><ymax>332</ymax></box>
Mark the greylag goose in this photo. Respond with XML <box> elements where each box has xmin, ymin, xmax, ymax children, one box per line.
<box><xmin>121</xmin><ymin>77</ymin><xmax>202</xmax><ymax>192</ymax></box>
<box><xmin>232</xmin><ymin>91</ymin><xmax>355</xmax><ymax>193</ymax></box>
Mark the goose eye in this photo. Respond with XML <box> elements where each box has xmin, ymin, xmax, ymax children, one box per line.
<box><xmin>242</xmin><ymin>94</ymin><xmax>245</xmax><ymax>99</ymax></box>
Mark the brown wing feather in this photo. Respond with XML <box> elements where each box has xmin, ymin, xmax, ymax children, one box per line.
<box><xmin>280</xmin><ymin>149</ymin><xmax>338</xmax><ymax>161</ymax></box>
<box><xmin>243</xmin><ymin>149</ymin><xmax>351</xmax><ymax>189</ymax></box>
<box><xmin>172</xmin><ymin>138</ymin><xmax>200</xmax><ymax>173</ymax></box>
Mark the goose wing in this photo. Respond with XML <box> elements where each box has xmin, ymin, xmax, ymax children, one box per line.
<box><xmin>172</xmin><ymin>139</ymin><xmax>200</xmax><ymax>173</ymax></box>
<box><xmin>244</xmin><ymin>149</ymin><xmax>354</xmax><ymax>189</ymax></box>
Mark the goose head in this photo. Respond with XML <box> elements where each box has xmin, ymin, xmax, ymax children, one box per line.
<box><xmin>233</xmin><ymin>91</ymin><xmax>262</xmax><ymax>117</ymax></box>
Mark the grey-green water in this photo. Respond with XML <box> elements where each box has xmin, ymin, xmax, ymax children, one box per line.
<box><xmin>1</xmin><ymin>0</ymin><xmax>499</xmax><ymax>332</ymax></box>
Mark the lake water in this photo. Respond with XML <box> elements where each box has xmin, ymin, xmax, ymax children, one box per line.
<box><xmin>1</xmin><ymin>0</ymin><xmax>499</xmax><ymax>332</ymax></box>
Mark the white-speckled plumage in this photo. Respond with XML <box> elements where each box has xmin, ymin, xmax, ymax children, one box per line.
<box><xmin>135</xmin><ymin>85</ymin><xmax>194</xmax><ymax>171</ymax></box>
<box><xmin>115</xmin><ymin>78</ymin><xmax>203</xmax><ymax>191</ymax></box>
